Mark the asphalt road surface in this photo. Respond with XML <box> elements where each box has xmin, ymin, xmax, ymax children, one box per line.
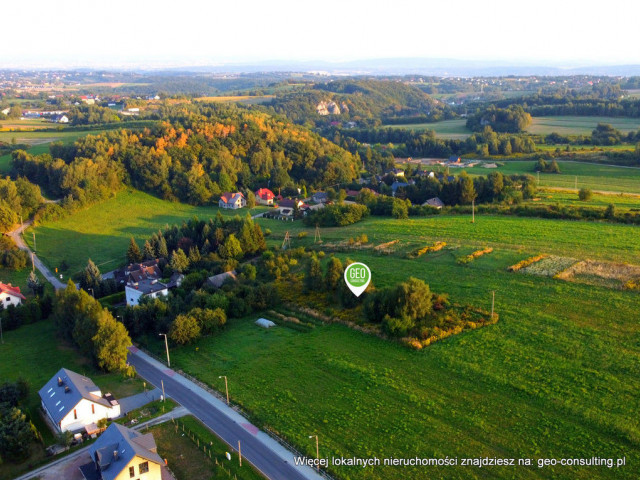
<box><xmin>128</xmin><ymin>350</ymin><xmax>316</xmax><ymax>480</ymax></box>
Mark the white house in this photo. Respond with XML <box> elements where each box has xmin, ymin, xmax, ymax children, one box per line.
<box><xmin>0</xmin><ymin>282</ymin><xmax>26</xmax><ymax>309</ymax></box>
<box><xmin>79</xmin><ymin>423</ymin><xmax>163</xmax><ymax>480</ymax></box>
<box><xmin>52</xmin><ymin>114</ymin><xmax>69</xmax><ymax>123</ymax></box>
<box><xmin>125</xmin><ymin>280</ymin><xmax>168</xmax><ymax>307</ymax></box>
<box><xmin>39</xmin><ymin>368</ymin><xmax>121</xmax><ymax>433</ymax></box>
<box><xmin>1</xmin><ymin>107</ymin><xmax>10</xmax><ymax>116</ymax></box>
<box><xmin>219</xmin><ymin>192</ymin><xmax>246</xmax><ymax>209</ymax></box>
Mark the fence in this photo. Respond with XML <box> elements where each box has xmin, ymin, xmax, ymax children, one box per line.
<box><xmin>135</xmin><ymin>344</ymin><xmax>336</xmax><ymax>480</ymax></box>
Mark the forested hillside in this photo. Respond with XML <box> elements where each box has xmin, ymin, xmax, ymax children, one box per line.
<box><xmin>11</xmin><ymin>104</ymin><xmax>359</xmax><ymax>206</ymax></box>
<box><xmin>268</xmin><ymin>79</ymin><xmax>450</xmax><ymax>126</ymax></box>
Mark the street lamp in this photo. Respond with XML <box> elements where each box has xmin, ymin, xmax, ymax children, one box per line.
<box><xmin>159</xmin><ymin>333</ymin><xmax>170</xmax><ymax>367</ymax></box>
<box><xmin>308</xmin><ymin>435</ymin><xmax>319</xmax><ymax>471</ymax></box>
<box><xmin>219</xmin><ymin>376</ymin><xmax>229</xmax><ymax>405</ymax></box>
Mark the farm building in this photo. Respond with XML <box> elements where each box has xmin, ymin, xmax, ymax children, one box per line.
<box><xmin>79</xmin><ymin>423</ymin><xmax>163</xmax><ymax>480</ymax></box>
<box><xmin>219</xmin><ymin>192</ymin><xmax>246</xmax><ymax>209</ymax></box>
<box><xmin>255</xmin><ymin>188</ymin><xmax>276</xmax><ymax>205</ymax></box>
<box><xmin>0</xmin><ymin>282</ymin><xmax>26</xmax><ymax>308</ymax></box>
<box><xmin>207</xmin><ymin>270</ymin><xmax>237</xmax><ymax>288</ymax></box>
<box><xmin>39</xmin><ymin>368</ymin><xmax>121</xmax><ymax>433</ymax></box>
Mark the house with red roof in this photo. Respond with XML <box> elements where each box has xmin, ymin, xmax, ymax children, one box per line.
<box><xmin>218</xmin><ymin>192</ymin><xmax>246</xmax><ymax>209</ymax></box>
<box><xmin>0</xmin><ymin>283</ymin><xmax>26</xmax><ymax>308</ymax></box>
<box><xmin>255</xmin><ymin>188</ymin><xmax>275</xmax><ymax>206</ymax></box>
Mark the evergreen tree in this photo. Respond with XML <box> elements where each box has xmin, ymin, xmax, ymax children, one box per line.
<box><xmin>80</xmin><ymin>259</ymin><xmax>102</xmax><ymax>292</ymax></box>
<box><xmin>188</xmin><ymin>246</ymin><xmax>201</xmax><ymax>263</ymax></box>
<box><xmin>143</xmin><ymin>240</ymin><xmax>156</xmax><ymax>260</ymax></box>
<box><xmin>27</xmin><ymin>270</ymin><xmax>41</xmax><ymax>296</ymax></box>
<box><xmin>126</xmin><ymin>238</ymin><xmax>142</xmax><ymax>264</ymax></box>
<box><xmin>219</xmin><ymin>234</ymin><xmax>243</xmax><ymax>259</ymax></box>
<box><xmin>170</xmin><ymin>249</ymin><xmax>189</xmax><ymax>273</ymax></box>
<box><xmin>157</xmin><ymin>236</ymin><xmax>169</xmax><ymax>258</ymax></box>
<box><xmin>0</xmin><ymin>406</ymin><xmax>34</xmax><ymax>460</ymax></box>
<box><xmin>459</xmin><ymin>172</ymin><xmax>477</xmax><ymax>205</ymax></box>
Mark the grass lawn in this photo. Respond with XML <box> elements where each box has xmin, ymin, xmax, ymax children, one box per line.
<box><xmin>25</xmin><ymin>189</ymin><xmax>271</xmax><ymax>277</ymax></box>
<box><xmin>150</xmin><ymin>415</ymin><xmax>265</xmax><ymax>480</ymax></box>
<box><xmin>534</xmin><ymin>189</ymin><xmax>640</xmax><ymax>210</ymax></box>
<box><xmin>0</xmin><ymin>321</ymin><xmax>145</xmax><ymax>478</ymax></box>
<box><xmin>527</xmin><ymin>116</ymin><xmax>640</xmax><ymax>135</ymax></box>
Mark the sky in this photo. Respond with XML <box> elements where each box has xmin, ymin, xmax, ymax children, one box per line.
<box><xmin>3</xmin><ymin>0</ymin><xmax>640</xmax><ymax>68</ymax></box>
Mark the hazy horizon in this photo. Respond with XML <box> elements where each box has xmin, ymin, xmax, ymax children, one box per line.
<box><xmin>4</xmin><ymin>0</ymin><xmax>640</xmax><ymax>70</ymax></box>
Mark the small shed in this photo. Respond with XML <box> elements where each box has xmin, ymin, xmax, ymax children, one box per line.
<box><xmin>255</xmin><ymin>318</ymin><xmax>276</xmax><ymax>329</ymax></box>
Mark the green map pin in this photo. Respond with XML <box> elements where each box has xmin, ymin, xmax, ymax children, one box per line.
<box><xmin>344</xmin><ymin>262</ymin><xmax>371</xmax><ymax>297</ymax></box>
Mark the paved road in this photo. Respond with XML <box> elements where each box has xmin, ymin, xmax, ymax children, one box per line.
<box><xmin>127</xmin><ymin>347</ymin><xmax>324</xmax><ymax>480</ymax></box>
<box><xmin>6</xmin><ymin>219</ymin><xmax>67</xmax><ymax>290</ymax></box>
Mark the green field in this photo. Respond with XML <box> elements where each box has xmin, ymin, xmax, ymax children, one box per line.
<box><xmin>0</xmin><ymin>266</ymin><xmax>50</xmax><ymax>298</ymax></box>
<box><xmin>527</xmin><ymin>116</ymin><xmax>640</xmax><ymax>135</ymax></box>
<box><xmin>151</xmin><ymin>416</ymin><xmax>265</xmax><ymax>480</ymax></box>
<box><xmin>26</xmin><ymin>190</ymin><xmax>270</xmax><ymax>276</ymax></box>
<box><xmin>386</xmin><ymin>116</ymin><xmax>640</xmax><ymax>140</ymax></box>
<box><xmin>456</xmin><ymin>160</ymin><xmax>640</xmax><ymax>194</ymax></box>
<box><xmin>387</xmin><ymin>118</ymin><xmax>471</xmax><ymax>138</ymax></box>
<box><xmin>535</xmin><ymin>189</ymin><xmax>640</xmax><ymax>210</ymax></box>
<box><xmin>144</xmin><ymin>212</ymin><xmax>640</xmax><ymax>479</ymax></box>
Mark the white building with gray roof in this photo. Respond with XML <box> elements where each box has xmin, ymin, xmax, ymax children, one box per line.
<box><xmin>38</xmin><ymin>368</ymin><xmax>121</xmax><ymax>433</ymax></box>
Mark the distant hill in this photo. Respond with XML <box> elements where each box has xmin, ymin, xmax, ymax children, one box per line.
<box><xmin>267</xmin><ymin>79</ymin><xmax>450</xmax><ymax>126</ymax></box>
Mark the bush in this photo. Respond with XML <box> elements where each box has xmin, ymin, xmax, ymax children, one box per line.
<box><xmin>303</xmin><ymin>204</ymin><xmax>369</xmax><ymax>227</ymax></box>
<box><xmin>578</xmin><ymin>188</ymin><xmax>593</xmax><ymax>201</ymax></box>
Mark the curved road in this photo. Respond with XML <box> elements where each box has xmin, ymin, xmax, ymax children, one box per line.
<box><xmin>128</xmin><ymin>347</ymin><xmax>324</xmax><ymax>480</ymax></box>
<box><xmin>6</xmin><ymin>219</ymin><xmax>66</xmax><ymax>290</ymax></box>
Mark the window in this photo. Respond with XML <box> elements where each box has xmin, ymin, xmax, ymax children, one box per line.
<box><xmin>139</xmin><ymin>461</ymin><xmax>149</xmax><ymax>474</ymax></box>
<box><xmin>129</xmin><ymin>466</ymin><xmax>135</xmax><ymax>478</ymax></box>
<box><xmin>91</xmin><ymin>404</ymin><xmax>95</xmax><ymax>414</ymax></box>
<box><xmin>73</xmin><ymin>409</ymin><xmax>77</xmax><ymax>420</ymax></box>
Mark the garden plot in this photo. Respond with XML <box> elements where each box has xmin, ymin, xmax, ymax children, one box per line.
<box><xmin>520</xmin><ymin>255</ymin><xmax>579</xmax><ymax>277</ymax></box>
<box><xmin>555</xmin><ymin>260</ymin><xmax>640</xmax><ymax>290</ymax></box>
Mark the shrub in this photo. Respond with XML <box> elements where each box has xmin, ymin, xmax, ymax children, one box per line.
<box><xmin>578</xmin><ymin>188</ymin><xmax>593</xmax><ymax>201</ymax></box>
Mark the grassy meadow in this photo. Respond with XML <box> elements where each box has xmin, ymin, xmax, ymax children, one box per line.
<box><xmin>25</xmin><ymin>189</ymin><xmax>270</xmax><ymax>276</ymax></box>
<box><xmin>450</xmin><ymin>160</ymin><xmax>640</xmax><ymax>194</ymax></box>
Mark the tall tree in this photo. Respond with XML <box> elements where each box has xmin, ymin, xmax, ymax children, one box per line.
<box><xmin>170</xmin><ymin>248</ymin><xmax>189</xmax><ymax>273</ymax></box>
<box><xmin>27</xmin><ymin>270</ymin><xmax>41</xmax><ymax>296</ymax></box>
<box><xmin>459</xmin><ymin>172</ymin><xmax>477</xmax><ymax>205</ymax></box>
<box><xmin>80</xmin><ymin>259</ymin><xmax>102</xmax><ymax>292</ymax></box>
<box><xmin>143</xmin><ymin>240</ymin><xmax>156</xmax><ymax>260</ymax></box>
<box><xmin>157</xmin><ymin>236</ymin><xmax>169</xmax><ymax>258</ymax></box>
<box><xmin>126</xmin><ymin>238</ymin><xmax>142</xmax><ymax>264</ymax></box>
<box><xmin>92</xmin><ymin>311</ymin><xmax>132</xmax><ymax>372</ymax></box>
<box><xmin>325</xmin><ymin>257</ymin><xmax>343</xmax><ymax>291</ymax></box>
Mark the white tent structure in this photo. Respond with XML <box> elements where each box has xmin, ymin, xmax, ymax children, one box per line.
<box><xmin>255</xmin><ymin>318</ymin><xmax>276</xmax><ymax>328</ymax></box>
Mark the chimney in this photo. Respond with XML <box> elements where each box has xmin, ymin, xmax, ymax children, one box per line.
<box><xmin>113</xmin><ymin>450</ymin><xmax>118</xmax><ymax>461</ymax></box>
<box><xmin>64</xmin><ymin>385</ymin><xmax>71</xmax><ymax>393</ymax></box>
<box><xmin>58</xmin><ymin>377</ymin><xmax>63</xmax><ymax>386</ymax></box>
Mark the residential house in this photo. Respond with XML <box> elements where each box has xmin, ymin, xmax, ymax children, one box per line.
<box><xmin>219</xmin><ymin>192</ymin><xmax>246</xmax><ymax>209</ymax></box>
<box><xmin>345</xmin><ymin>189</ymin><xmax>360</xmax><ymax>198</ymax></box>
<box><xmin>390</xmin><ymin>180</ymin><xmax>414</xmax><ymax>196</ymax></box>
<box><xmin>448</xmin><ymin>155</ymin><xmax>461</xmax><ymax>163</ymax></box>
<box><xmin>278</xmin><ymin>198</ymin><xmax>305</xmax><ymax>216</ymax></box>
<box><xmin>1</xmin><ymin>107</ymin><xmax>10</xmax><ymax>116</ymax></box>
<box><xmin>255</xmin><ymin>188</ymin><xmax>275</xmax><ymax>206</ymax></box>
<box><xmin>311</xmin><ymin>192</ymin><xmax>329</xmax><ymax>204</ymax></box>
<box><xmin>79</xmin><ymin>423</ymin><xmax>163</xmax><ymax>480</ymax></box>
<box><xmin>423</xmin><ymin>197</ymin><xmax>445</xmax><ymax>209</ymax></box>
<box><xmin>51</xmin><ymin>114</ymin><xmax>69</xmax><ymax>123</ymax></box>
<box><xmin>207</xmin><ymin>270</ymin><xmax>237</xmax><ymax>289</ymax></box>
<box><xmin>115</xmin><ymin>259</ymin><xmax>178</xmax><ymax>307</ymax></box>
<box><xmin>0</xmin><ymin>282</ymin><xmax>26</xmax><ymax>308</ymax></box>
<box><xmin>39</xmin><ymin>368</ymin><xmax>121</xmax><ymax>433</ymax></box>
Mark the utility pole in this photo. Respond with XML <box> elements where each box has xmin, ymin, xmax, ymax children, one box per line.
<box><xmin>309</xmin><ymin>435</ymin><xmax>319</xmax><ymax>472</ymax></box>
<box><xmin>238</xmin><ymin>440</ymin><xmax>242</xmax><ymax>467</ymax></box>
<box><xmin>472</xmin><ymin>199</ymin><xmax>475</xmax><ymax>223</ymax></box>
<box><xmin>0</xmin><ymin>316</ymin><xmax>3</xmax><ymax>344</ymax></box>
<box><xmin>161</xmin><ymin>379</ymin><xmax>165</xmax><ymax>402</ymax></box>
<box><xmin>314</xmin><ymin>224</ymin><xmax>322</xmax><ymax>243</ymax></box>
<box><xmin>491</xmin><ymin>291</ymin><xmax>495</xmax><ymax>320</ymax></box>
<box><xmin>159</xmin><ymin>333</ymin><xmax>170</xmax><ymax>367</ymax></box>
<box><xmin>282</xmin><ymin>231</ymin><xmax>291</xmax><ymax>250</ymax></box>
<box><xmin>537</xmin><ymin>171</ymin><xmax>540</xmax><ymax>184</ymax></box>
<box><xmin>20</xmin><ymin>215</ymin><xmax>23</xmax><ymax>232</ymax></box>
<box><xmin>575</xmin><ymin>176</ymin><xmax>578</xmax><ymax>189</ymax></box>
<box><xmin>219</xmin><ymin>376</ymin><xmax>229</xmax><ymax>405</ymax></box>
<box><xmin>33</xmin><ymin>232</ymin><xmax>36</xmax><ymax>252</ymax></box>
<box><xmin>31</xmin><ymin>252</ymin><xmax>35</xmax><ymax>271</ymax></box>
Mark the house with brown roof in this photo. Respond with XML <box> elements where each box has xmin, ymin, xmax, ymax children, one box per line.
<box><xmin>277</xmin><ymin>198</ymin><xmax>305</xmax><ymax>216</ymax></box>
<box><xmin>255</xmin><ymin>188</ymin><xmax>275</xmax><ymax>206</ymax></box>
<box><xmin>219</xmin><ymin>192</ymin><xmax>246</xmax><ymax>209</ymax></box>
<box><xmin>0</xmin><ymin>282</ymin><xmax>26</xmax><ymax>309</ymax></box>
